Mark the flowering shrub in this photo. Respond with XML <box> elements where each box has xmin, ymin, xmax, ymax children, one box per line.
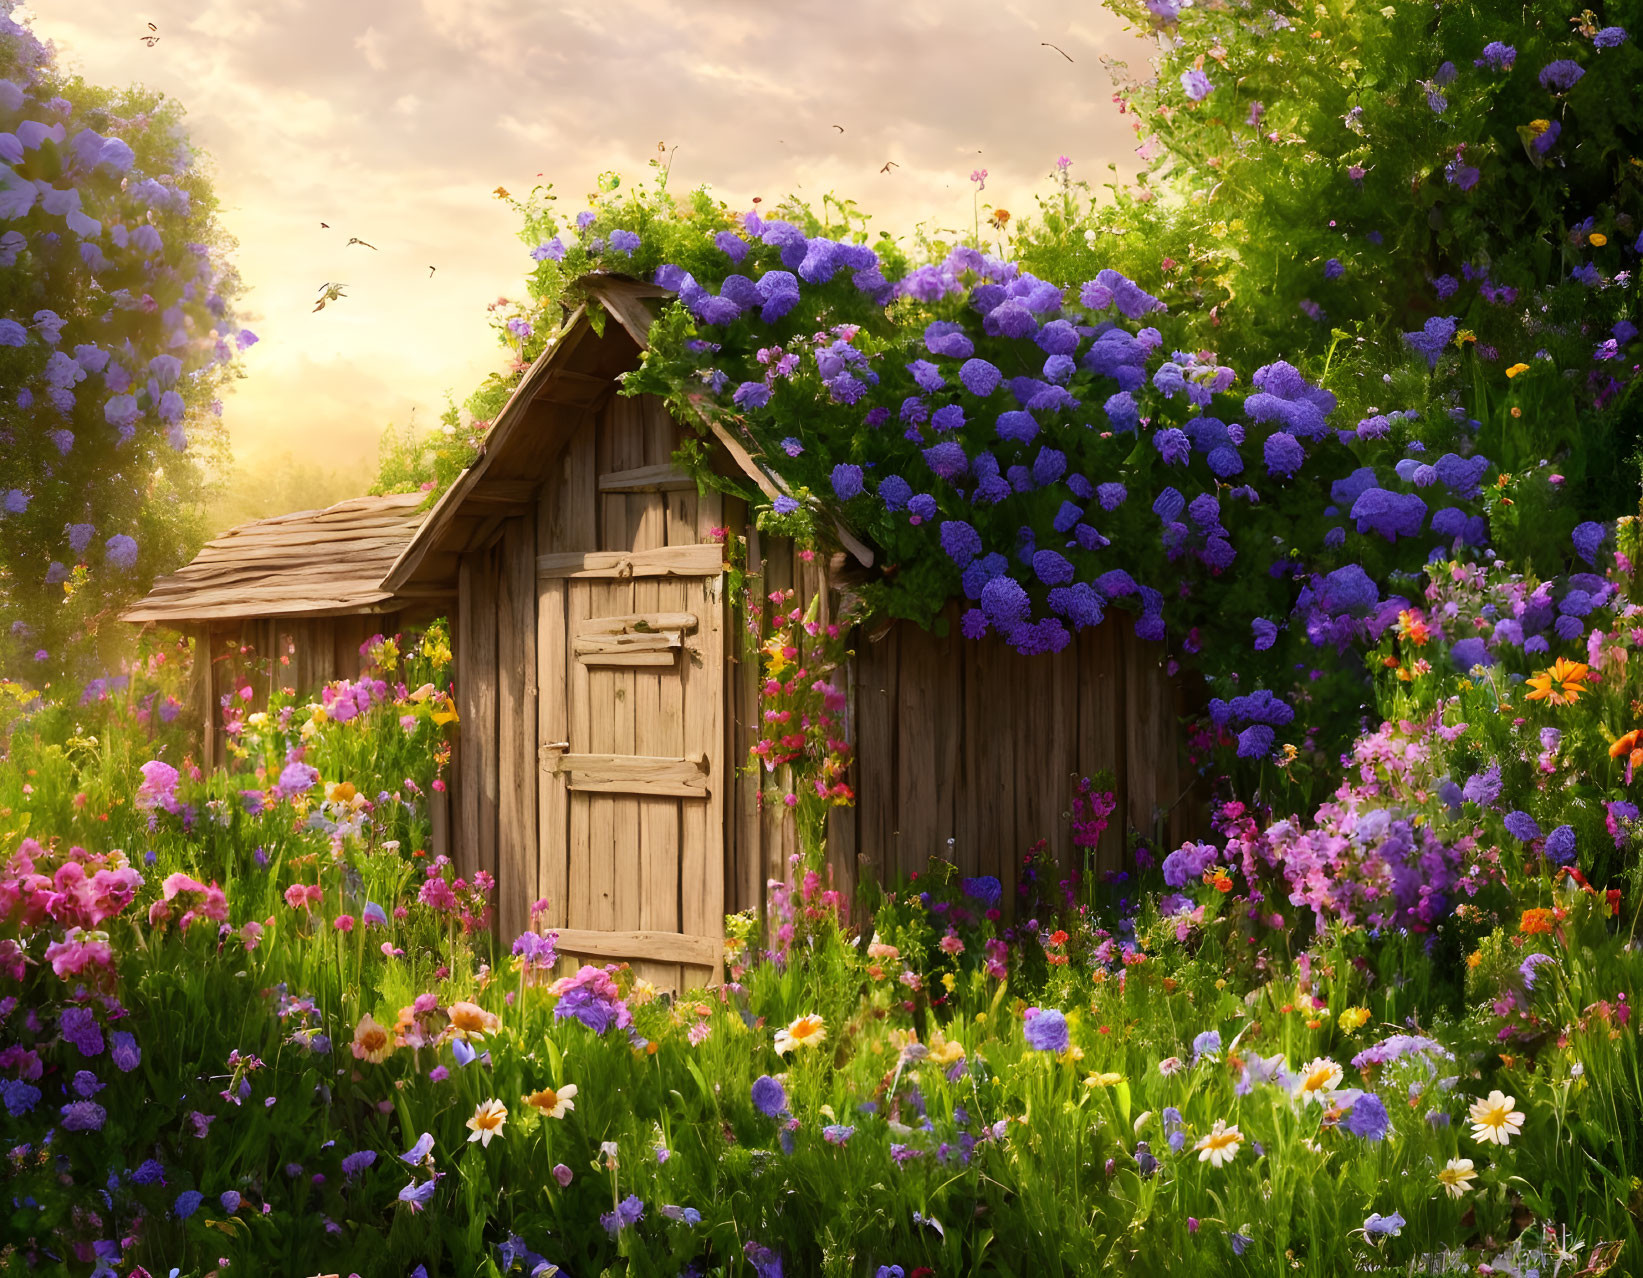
<box><xmin>0</xmin><ymin>4</ymin><xmax>254</xmax><ymax>676</ymax></box>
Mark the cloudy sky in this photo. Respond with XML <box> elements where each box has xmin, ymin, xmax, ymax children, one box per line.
<box><xmin>23</xmin><ymin>0</ymin><xmax>1153</xmax><ymax>480</ymax></box>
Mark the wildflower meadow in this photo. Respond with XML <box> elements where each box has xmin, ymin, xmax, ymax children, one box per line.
<box><xmin>5</xmin><ymin>0</ymin><xmax>1643</xmax><ymax>1275</ymax></box>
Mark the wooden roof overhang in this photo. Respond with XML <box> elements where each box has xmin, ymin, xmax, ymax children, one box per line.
<box><xmin>121</xmin><ymin>492</ymin><xmax>428</xmax><ymax>625</ymax></box>
<box><xmin>382</xmin><ymin>275</ymin><xmax>872</xmax><ymax>597</ymax></box>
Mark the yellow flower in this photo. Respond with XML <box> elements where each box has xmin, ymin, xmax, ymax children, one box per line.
<box><xmin>761</xmin><ymin>636</ymin><xmax>793</xmax><ymax>677</ymax></box>
<box><xmin>466</xmin><ymin>1098</ymin><xmax>508</xmax><ymax>1146</ymax></box>
<box><xmin>926</xmin><ymin>1031</ymin><xmax>966</xmax><ymax>1066</ymax></box>
<box><xmin>1525</xmin><ymin>657</ymin><xmax>1589</xmax><ymax>705</ymax></box>
<box><xmin>1468</xmin><ymin>1090</ymin><xmax>1524</xmax><ymax>1145</ymax></box>
<box><xmin>350</xmin><ymin>1013</ymin><xmax>395</xmax><ymax>1064</ymax></box>
<box><xmin>1084</xmin><ymin>1071</ymin><xmax>1124</xmax><ymax>1088</ymax></box>
<box><xmin>1505</xmin><ymin>362</ymin><xmax>1531</xmax><ymax>378</ymax></box>
<box><xmin>774</xmin><ymin>1014</ymin><xmax>826</xmax><ymax>1056</ymax></box>
<box><xmin>430</xmin><ymin>694</ymin><xmax>460</xmax><ymax>726</ymax></box>
<box><xmin>1194</xmin><ymin>1119</ymin><xmax>1245</xmax><ymax>1168</ymax></box>
<box><xmin>1294</xmin><ymin>1057</ymin><xmax>1344</xmax><ymax>1106</ymax></box>
<box><xmin>524</xmin><ymin>1083</ymin><xmax>578</xmax><ymax>1119</ymax></box>
<box><xmin>1437</xmin><ymin>1156</ymin><xmax>1478</xmax><ymax>1198</ymax></box>
<box><xmin>1338</xmin><ymin>1006</ymin><xmax>1371</xmax><ymax>1032</ymax></box>
<box><xmin>940</xmin><ymin>972</ymin><xmax>956</xmax><ymax>993</ymax></box>
<box><xmin>1589</xmin><ymin>232</ymin><xmax>1608</xmax><ymax>247</ymax></box>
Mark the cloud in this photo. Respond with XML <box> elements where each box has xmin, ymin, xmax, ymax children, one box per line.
<box><xmin>23</xmin><ymin>0</ymin><xmax>1150</xmax><ymax>475</ymax></box>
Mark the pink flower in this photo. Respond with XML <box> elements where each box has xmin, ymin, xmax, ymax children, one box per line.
<box><xmin>334</xmin><ymin>914</ymin><xmax>355</xmax><ymax>933</ymax></box>
<box><xmin>283</xmin><ymin>883</ymin><xmax>323</xmax><ymax>912</ymax></box>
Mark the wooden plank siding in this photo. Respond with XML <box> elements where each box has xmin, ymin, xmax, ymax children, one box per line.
<box><xmin>819</xmin><ymin>606</ymin><xmax>1194</xmax><ymax>908</ymax></box>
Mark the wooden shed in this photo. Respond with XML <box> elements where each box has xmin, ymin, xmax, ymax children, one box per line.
<box><xmin>122</xmin><ymin>492</ymin><xmax>434</xmax><ymax>767</ymax></box>
<box><xmin>382</xmin><ymin>276</ymin><xmax>1198</xmax><ymax>989</ymax></box>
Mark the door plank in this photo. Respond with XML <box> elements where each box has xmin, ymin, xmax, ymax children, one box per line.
<box><xmin>536</xmin><ymin>544</ymin><xmax>725</xmax><ymax>579</ymax></box>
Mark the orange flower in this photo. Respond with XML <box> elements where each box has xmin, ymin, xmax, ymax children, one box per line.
<box><xmin>1525</xmin><ymin>658</ymin><xmax>1589</xmax><ymax>705</ymax></box>
<box><xmin>991</xmin><ymin>208</ymin><xmax>1012</xmax><ymax>227</ymax></box>
<box><xmin>1610</xmin><ymin>730</ymin><xmax>1642</xmax><ymax>759</ymax></box>
<box><xmin>1048</xmin><ymin>930</ymin><xmax>1069</xmax><ymax>947</ymax></box>
<box><xmin>1203</xmin><ymin>866</ymin><xmax>1234</xmax><ymax>893</ymax></box>
<box><xmin>350</xmin><ymin>1013</ymin><xmax>395</xmax><ymax>1064</ymax></box>
<box><xmin>1519</xmin><ymin>908</ymin><xmax>1555</xmax><ymax>935</ymax></box>
<box><xmin>446</xmin><ymin>1001</ymin><xmax>500</xmax><ymax>1038</ymax></box>
<box><xmin>1396</xmin><ymin>610</ymin><xmax>1430</xmax><ymax>645</ymax></box>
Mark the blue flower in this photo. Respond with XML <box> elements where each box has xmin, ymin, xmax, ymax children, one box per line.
<box><xmin>1180</xmin><ymin>69</ymin><xmax>1213</xmax><ymax>100</ymax></box>
<box><xmin>772</xmin><ymin>495</ymin><xmax>800</xmax><ymax>516</ymax></box>
<box><xmin>959</xmin><ymin>358</ymin><xmax>1002</xmax><ymax>397</ymax></box>
<box><xmin>1503</xmin><ymin>811</ymin><xmax>1541</xmax><ymax>842</ymax></box>
<box><xmin>1544</xmin><ymin>825</ymin><xmax>1578</xmax><ymax>866</ymax></box>
<box><xmin>1539</xmin><ymin>59</ymin><xmax>1585</xmax><ymax>91</ymax></box>
<box><xmin>602</xmin><ymin>1194</ymin><xmax>645</xmax><ymax>1236</ymax></box>
<box><xmin>1363</xmin><ymin>1211</ymin><xmax>1405</xmax><ymax>1238</ymax></box>
<box><xmin>1251</xmin><ymin>618</ymin><xmax>1278</xmax><ymax>651</ymax></box>
<box><xmin>1594</xmin><ymin>26</ymin><xmax>1628</xmax><ymax>49</ymax></box>
<box><xmin>1342</xmin><ymin>1093</ymin><xmax>1390</xmax><ymax>1141</ymax></box>
<box><xmin>530</xmin><ymin>238</ymin><xmax>566</xmax><ymax>262</ymax></box>
<box><xmin>751</xmin><ymin>1075</ymin><xmax>788</xmax><ymax>1118</ymax></box>
<box><xmin>174</xmin><ymin>1190</ymin><xmax>204</xmax><ymax>1219</ymax></box>
<box><xmin>831</xmin><ymin>463</ymin><xmax>864</xmax><ymax>501</ymax></box>
<box><xmin>1023</xmin><ymin>1008</ymin><xmax>1070</xmax><ymax>1052</ymax></box>
<box><xmin>608</xmin><ymin>229</ymin><xmax>640</xmax><ymax>254</ymax></box>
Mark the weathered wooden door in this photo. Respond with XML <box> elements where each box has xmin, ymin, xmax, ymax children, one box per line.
<box><xmin>536</xmin><ymin>544</ymin><xmax>726</xmax><ymax>990</ymax></box>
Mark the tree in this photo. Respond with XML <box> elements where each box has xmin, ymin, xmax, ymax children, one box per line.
<box><xmin>0</xmin><ymin>2</ymin><xmax>253</xmax><ymax>679</ymax></box>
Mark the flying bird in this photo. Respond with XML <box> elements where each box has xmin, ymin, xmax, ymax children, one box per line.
<box><xmin>313</xmin><ymin>283</ymin><xmax>348</xmax><ymax>312</ymax></box>
<box><xmin>428</xmin><ymin>265</ymin><xmax>436</xmax><ymax>277</ymax></box>
<box><xmin>139</xmin><ymin>24</ymin><xmax>160</xmax><ymax>46</ymax></box>
<box><xmin>1042</xmin><ymin>41</ymin><xmax>1074</xmax><ymax>62</ymax></box>
<box><xmin>319</xmin><ymin>221</ymin><xmax>329</xmax><ymax>228</ymax></box>
<box><xmin>881</xmin><ymin>161</ymin><xmax>899</xmax><ymax>173</ymax></box>
<box><xmin>346</xmin><ymin>237</ymin><xmax>378</xmax><ymax>250</ymax></box>
<box><xmin>833</xmin><ymin>124</ymin><xmax>845</xmax><ymax>133</ymax></box>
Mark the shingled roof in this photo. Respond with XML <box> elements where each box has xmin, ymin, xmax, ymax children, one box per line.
<box><xmin>121</xmin><ymin>492</ymin><xmax>428</xmax><ymax>625</ymax></box>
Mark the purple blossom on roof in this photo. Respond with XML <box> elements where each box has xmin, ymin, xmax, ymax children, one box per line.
<box><xmin>959</xmin><ymin>358</ymin><xmax>1002</xmax><ymax>398</ymax></box>
<box><xmin>940</xmin><ymin>520</ymin><xmax>983</xmax><ymax>566</ymax></box>
<box><xmin>531</xmin><ymin>238</ymin><xmax>566</xmax><ymax>262</ymax></box>
<box><xmin>1476</xmin><ymin>41</ymin><xmax>1516</xmax><ymax>70</ymax></box>
<box><xmin>980</xmin><ymin>576</ymin><xmax>1030</xmax><ymax>629</ymax></box>
<box><xmin>1539</xmin><ymin>59</ymin><xmax>1585</xmax><ymax>91</ymax></box>
<box><xmin>1049</xmin><ymin>581</ymin><xmax>1104</xmax><ymax>628</ymax></box>
<box><xmin>1104</xmin><ymin>390</ymin><xmax>1140</xmax><ymax>432</ymax></box>
<box><xmin>830</xmin><ymin>463</ymin><xmax>864</xmax><ymax>501</ymax></box>
<box><xmin>1152</xmin><ymin>487</ymin><xmax>1186</xmax><ymax>523</ymax></box>
<box><xmin>772</xmin><ymin>495</ymin><xmax>800</xmax><ymax>516</ymax></box>
<box><xmin>996</xmin><ymin>410</ymin><xmax>1038</xmax><ymax>445</ymax></box>
<box><xmin>1154</xmin><ymin>427</ymin><xmax>1190</xmax><ymax>465</ymax></box>
<box><xmin>984</xmin><ymin>298</ymin><xmax>1039</xmax><ymax>340</ymax></box>
<box><xmin>733</xmin><ymin>381</ymin><xmax>770</xmax><ymax>410</ymax></box>
<box><xmin>1032</xmin><ymin>549</ymin><xmax>1074</xmax><ymax>586</ymax></box>
<box><xmin>878</xmin><ymin>475</ymin><xmax>912</xmax><ymax>511</ymax></box>
<box><xmin>1594</xmin><ymin>26</ymin><xmax>1629</xmax><ymax>48</ymax></box>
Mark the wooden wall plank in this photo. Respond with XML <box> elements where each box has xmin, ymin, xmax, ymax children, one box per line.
<box><xmin>537</xmin><ymin>575</ymin><xmax>569</xmax><ymax>928</ymax></box>
<box><xmin>853</xmin><ymin>627</ymin><xmax>897</xmax><ymax>891</ymax></box>
<box><xmin>469</xmin><ymin>546</ymin><xmax>501</xmax><ymax>888</ymax></box>
<box><xmin>497</xmin><ymin>514</ymin><xmax>539</xmax><ymax>944</ymax></box>
<box><xmin>455</xmin><ymin>558</ymin><xmax>481</xmax><ymax>882</ymax></box>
